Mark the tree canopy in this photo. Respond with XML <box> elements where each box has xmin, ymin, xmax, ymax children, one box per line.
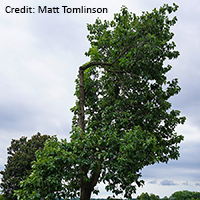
<box><xmin>0</xmin><ymin>133</ymin><xmax>50</xmax><ymax>200</ymax></box>
<box><xmin>135</xmin><ymin>191</ymin><xmax>200</xmax><ymax>200</ymax></box>
<box><xmin>15</xmin><ymin>4</ymin><xmax>185</xmax><ymax>200</ymax></box>
<box><xmin>169</xmin><ymin>190</ymin><xmax>200</xmax><ymax>200</ymax></box>
<box><xmin>137</xmin><ymin>192</ymin><xmax>159</xmax><ymax>200</ymax></box>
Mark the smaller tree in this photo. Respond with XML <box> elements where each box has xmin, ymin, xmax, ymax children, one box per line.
<box><xmin>162</xmin><ymin>196</ymin><xmax>169</xmax><ymax>200</ymax></box>
<box><xmin>137</xmin><ymin>193</ymin><xmax>160</xmax><ymax>200</ymax></box>
<box><xmin>170</xmin><ymin>190</ymin><xmax>200</xmax><ymax>200</ymax></box>
<box><xmin>150</xmin><ymin>194</ymin><xmax>160</xmax><ymax>200</ymax></box>
<box><xmin>0</xmin><ymin>133</ymin><xmax>50</xmax><ymax>200</ymax></box>
<box><xmin>137</xmin><ymin>192</ymin><xmax>150</xmax><ymax>200</ymax></box>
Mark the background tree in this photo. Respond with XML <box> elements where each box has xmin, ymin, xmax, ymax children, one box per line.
<box><xmin>137</xmin><ymin>193</ymin><xmax>159</xmax><ymax>200</ymax></box>
<box><xmin>162</xmin><ymin>196</ymin><xmax>169</xmax><ymax>200</ymax></box>
<box><xmin>169</xmin><ymin>190</ymin><xmax>200</xmax><ymax>200</ymax></box>
<box><xmin>15</xmin><ymin>4</ymin><xmax>185</xmax><ymax>200</ymax></box>
<box><xmin>0</xmin><ymin>133</ymin><xmax>50</xmax><ymax>200</ymax></box>
<box><xmin>137</xmin><ymin>192</ymin><xmax>150</xmax><ymax>200</ymax></box>
<box><xmin>150</xmin><ymin>194</ymin><xmax>160</xmax><ymax>200</ymax></box>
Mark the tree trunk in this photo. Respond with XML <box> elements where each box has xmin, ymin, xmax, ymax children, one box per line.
<box><xmin>78</xmin><ymin>66</ymin><xmax>102</xmax><ymax>200</ymax></box>
<box><xmin>79</xmin><ymin>67</ymin><xmax>91</xmax><ymax>200</ymax></box>
<box><xmin>79</xmin><ymin>67</ymin><xmax>85</xmax><ymax>133</ymax></box>
<box><xmin>80</xmin><ymin>184</ymin><xmax>92</xmax><ymax>200</ymax></box>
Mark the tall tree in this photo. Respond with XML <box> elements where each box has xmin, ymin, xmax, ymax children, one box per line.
<box><xmin>0</xmin><ymin>133</ymin><xmax>50</xmax><ymax>200</ymax></box>
<box><xmin>15</xmin><ymin>4</ymin><xmax>185</xmax><ymax>200</ymax></box>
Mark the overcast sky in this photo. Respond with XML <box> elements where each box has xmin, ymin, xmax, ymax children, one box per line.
<box><xmin>0</xmin><ymin>0</ymin><xmax>200</xmax><ymax>198</ymax></box>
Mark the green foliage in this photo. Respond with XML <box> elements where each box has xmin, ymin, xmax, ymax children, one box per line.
<box><xmin>169</xmin><ymin>190</ymin><xmax>200</xmax><ymax>200</ymax></box>
<box><xmin>137</xmin><ymin>192</ymin><xmax>159</xmax><ymax>200</ymax></box>
<box><xmin>15</xmin><ymin>4</ymin><xmax>185</xmax><ymax>200</ymax></box>
<box><xmin>136</xmin><ymin>191</ymin><xmax>200</xmax><ymax>200</ymax></box>
<box><xmin>0</xmin><ymin>133</ymin><xmax>50</xmax><ymax>200</ymax></box>
<box><xmin>150</xmin><ymin>194</ymin><xmax>160</xmax><ymax>200</ymax></box>
<box><xmin>14</xmin><ymin>136</ymin><xmax>79</xmax><ymax>200</ymax></box>
<box><xmin>137</xmin><ymin>192</ymin><xmax>150</xmax><ymax>200</ymax></box>
<box><xmin>162</xmin><ymin>196</ymin><xmax>169</xmax><ymax>200</ymax></box>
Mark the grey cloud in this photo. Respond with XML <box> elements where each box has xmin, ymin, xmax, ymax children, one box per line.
<box><xmin>160</xmin><ymin>180</ymin><xmax>177</xmax><ymax>186</ymax></box>
<box><xmin>0</xmin><ymin>87</ymin><xmax>72</xmax><ymax>170</ymax></box>
<box><xmin>148</xmin><ymin>179</ymin><xmax>158</xmax><ymax>184</ymax></box>
<box><xmin>195</xmin><ymin>183</ymin><xmax>200</xmax><ymax>186</ymax></box>
<box><xmin>26</xmin><ymin>9</ymin><xmax>91</xmax><ymax>58</ymax></box>
<box><xmin>182</xmin><ymin>181</ymin><xmax>189</xmax><ymax>186</ymax></box>
<box><xmin>0</xmin><ymin>102</ymin><xmax>36</xmax><ymax>132</ymax></box>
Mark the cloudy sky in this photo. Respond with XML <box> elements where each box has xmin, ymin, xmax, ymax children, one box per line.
<box><xmin>0</xmin><ymin>0</ymin><xmax>200</xmax><ymax>198</ymax></box>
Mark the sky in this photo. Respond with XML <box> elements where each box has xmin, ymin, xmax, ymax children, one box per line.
<box><xmin>0</xmin><ymin>0</ymin><xmax>200</xmax><ymax>198</ymax></box>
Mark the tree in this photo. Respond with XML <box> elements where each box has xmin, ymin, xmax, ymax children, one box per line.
<box><xmin>0</xmin><ymin>133</ymin><xmax>50</xmax><ymax>200</ymax></box>
<box><xmin>162</xmin><ymin>196</ymin><xmax>169</xmax><ymax>200</ymax></box>
<box><xmin>137</xmin><ymin>193</ymin><xmax>159</xmax><ymax>200</ymax></box>
<box><xmin>15</xmin><ymin>4</ymin><xmax>186</xmax><ymax>200</ymax></box>
<box><xmin>137</xmin><ymin>192</ymin><xmax>150</xmax><ymax>200</ymax></box>
<box><xmin>150</xmin><ymin>194</ymin><xmax>160</xmax><ymax>200</ymax></box>
<box><xmin>169</xmin><ymin>190</ymin><xmax>200</xmax><ymax>200</ymax></box>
